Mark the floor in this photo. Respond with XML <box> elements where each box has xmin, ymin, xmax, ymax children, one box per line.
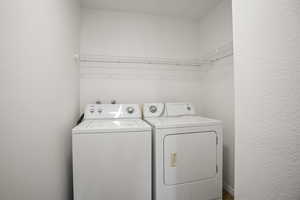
<box><xmin>223</xmin><ymin>190</ymin><xmax>234</xmax><ymax>200</ymax></box>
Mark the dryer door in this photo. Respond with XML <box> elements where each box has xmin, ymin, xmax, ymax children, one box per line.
<box><xmin>164</xmin><ymin>132</ymin><xmax>217</xmax><ymax>185</ymax></box>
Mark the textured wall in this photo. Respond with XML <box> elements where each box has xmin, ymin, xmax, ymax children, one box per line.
<box><xmin>0</xmin><ymin>0</ymin><xmax>80</xmax><ymax>200</ymax></box>
<box><xmin>198</xmin><ymin>0</ymin><xmax>234</xmax><ymax>193</ymax></box>
<box><xmin>233</xmin><ymin>0</ymin><xmax>300</xmax><ymax>199</ymax></box>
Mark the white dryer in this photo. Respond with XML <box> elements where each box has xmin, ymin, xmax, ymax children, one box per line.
<box><xmin>72</xmin><ymin>104</ymin><xmax>152</xmax><ymax>200</ymax></box>
<box><xmin>143</xmin><ymin>102</ymin><xmax>223</xmax><ymax>200</ymax></box>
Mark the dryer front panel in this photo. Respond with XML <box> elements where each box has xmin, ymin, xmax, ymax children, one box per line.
<box><xmin>163</xmin><ymin>131</ymin><xmax>217</xmax><ymax>185</ymax></box>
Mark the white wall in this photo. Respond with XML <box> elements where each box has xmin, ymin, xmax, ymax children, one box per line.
<box><xmin>197</xmin><ymin>0</ymin><xmax>233</xmax><ymax>56</ymax></box>
<box><xmin>0</xmin><ymin>1</ymin><xmax>80</xmax><ymax>200</ymax></box>
<box><xmin>198</xmin><ymin>0</ymin><xmax>234</xmax><ymax>194</ymax></box>
<box><xmin>233</xmin><ymin>0</ymin><xmax>300</xmax><ymax>199</ymax></box>
<box><xmin>80</xmin><ymin>9</ymin><xmax>201</xmax><ymax>59</ymax></box>
<box><xmin>80</xmin><ymin>9</ymin><xmax>204</xmax><ymax>111</ymax></box>
<box><xmin>201</xmin><ymin>57</ymin><xmax>234</xmax><ymax>193</ymax></box>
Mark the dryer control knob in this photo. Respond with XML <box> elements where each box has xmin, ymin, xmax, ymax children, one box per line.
<box><xmin>149</xmin><ymin>105</ymin><xmax>157</xmax><ymax>113</ymax></box>
<box><xmin>127</xmin><ymin>107</ymin><xmax>135</xmax><ymax>114</ymax></box>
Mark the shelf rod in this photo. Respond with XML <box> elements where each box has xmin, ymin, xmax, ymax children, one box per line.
<box><xmin>80</xmin><ymin>55</ymin><xmax>209</xmax><ymax>66</ymax></box>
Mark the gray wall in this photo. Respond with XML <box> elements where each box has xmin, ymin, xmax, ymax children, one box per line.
<box><xmin>233</xmin><ymin>0</ymin><xmax>300</xmax><ymax>199</ymax></box>
<box><xmin>0</xmin><ymin>0</ymin><xmax>80</xmax><ymax>200</ymax></box>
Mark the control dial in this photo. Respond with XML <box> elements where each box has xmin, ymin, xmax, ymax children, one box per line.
<box><xmin>149</xmin><ymin>105</ymin><xmax>157</xmax><ymax>113</ymax></box>
<box><xmin>126</xmin><ymin>107</ymin><xmax>135</xmax><ymax>114</ymax></box>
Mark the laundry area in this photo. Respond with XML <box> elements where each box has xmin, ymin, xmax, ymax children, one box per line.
<box><xmin>77</xmin><ymin>0</ymin><xmax>233</xmax><ymax>199</ymax></box>
<box><xmin>1</xmin><ymin>0</ymin><xmax>300</xmax><ymax>200</ymax></box>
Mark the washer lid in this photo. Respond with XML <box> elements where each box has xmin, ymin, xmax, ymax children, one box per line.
<box><xmin>145</xmin><ymin>116</ymin><xmax>221</xmax><ymax>129</ymax></box>
<box><xmin>72</xmin><ymin>119</ymin><xmax>151</xmax><ymax>134</ymax></box>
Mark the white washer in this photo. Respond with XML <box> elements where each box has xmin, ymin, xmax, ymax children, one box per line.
<box><xmin>143</xmin><ymin>102</ymin><xmax>223</xmax><ymax>200</ymax></box>
<box><xmin>72</xmin><ymin>104</ymin><xmax>152</xmax><ymax>200</ymax></box>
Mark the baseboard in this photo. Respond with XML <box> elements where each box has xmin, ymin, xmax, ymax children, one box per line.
<box><xmin>223</xmin><ymin>182</ymin><xmax>234</xmax><ymax>196</ymax></box>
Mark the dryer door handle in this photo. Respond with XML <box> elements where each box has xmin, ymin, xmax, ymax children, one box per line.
<box><xmin>170</xmin><ymin>152</ymin><xmax>177</xmax><ymax>167</ymax></box>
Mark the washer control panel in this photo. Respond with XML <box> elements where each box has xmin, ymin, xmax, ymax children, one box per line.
<box><xmin>126</xmin><ymin>106</ymin><xmax>135</xmax><ymax>114</ymax></box>
<box><xmin>84</xmin><ymin>104</ymin><xmax>141</xmax><ymax>119</ymax></box>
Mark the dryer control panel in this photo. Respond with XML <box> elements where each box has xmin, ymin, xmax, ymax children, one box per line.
<box><xmin>143</xmin><ymin>103</ymin><xmax>165</xmax><ymax>118</ymax></box>
<box><xmin>165</xmin><ymin>102</ymin><xmax>195</xmax><ymax>116</ymax></box>
<box><xmin>84</xmin><ymin>104</ymin><xmax>141</xmax><ymax>119</ymax></box>
<box><xmin>143</xmin><ymin>102</ymin><xmax>195</xmax><ymax>118</ymax></box>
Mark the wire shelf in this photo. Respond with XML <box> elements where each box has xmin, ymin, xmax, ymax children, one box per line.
<box><xmin>79</xmin><ymin>41</ymin><xmax>233</xmax><ymax>66</ymax></box>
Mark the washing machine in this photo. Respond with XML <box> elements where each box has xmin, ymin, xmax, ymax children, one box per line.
<box><xmin>72</xmin><ymin>104</ymin><xmax>152</xmax><ymax>200</ymax></box>
<box><xmin>143</xmin><ymin>102</ymin><xmax>223</xmax><ymax>200</ymax></box>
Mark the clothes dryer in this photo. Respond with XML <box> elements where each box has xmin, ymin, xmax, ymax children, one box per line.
<box><xmin>143</xmin><ymin>102</ymin><xmax>223</xmax><ymax>200</ymax></box>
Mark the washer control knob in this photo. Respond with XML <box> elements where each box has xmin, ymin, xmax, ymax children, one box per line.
<box><xmin>149</xmin><ymin>105</ymin><xmax>157</xmax><ymax>113</ymax></box>
<box><xmin>127</xmin><ymin>107</ymin><xmax>135</xmax><ymax>114</ymax></box>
